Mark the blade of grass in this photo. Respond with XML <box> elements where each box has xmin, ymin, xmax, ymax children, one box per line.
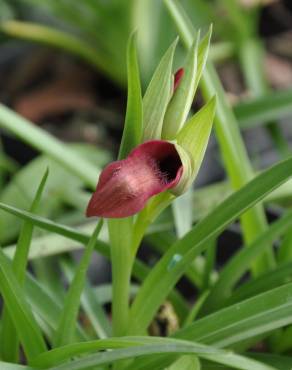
<box><xmin>61</xmin><ymin>258</ymin><xmax>111</xmax><ymax>339</ymax></box>
<box><xmin>202</xmin><ymin>209</ymin><xmax>292</xmax><ymax>313</ymax></box>
<box><xmin>31</xmin><ymin>337</ymin><xmax>275</xmax><ymax>370</ymax></box>
<box><xmin>0</xmin><ymin>104</ymin><xmax>98</xmax><ymax>189</ymax></box>
<box><xmin>0</xmin><ymin>362</ymin><xmax>34</xmax><ymax>370</ymax></box>
<box><xmin>0</xmin><ymin>248</ymin><xmax>47</xmax><ymax>361</ymax></box>
<box><xmin>183</xmin><ymin>291</ymin><xmax>210</xmax><ymax>327</ymax></box>
<box><xmin>224</xmin><ymin>261</ymin><xmax>292</xmax><ymax>307</ymax></box>
<box><xmin>25</xmin><ymin>270</ymin><xmax>87</xmax><ymax>342</ymax></box>
<box><xmin>0</xmin><ymin>169</ymin><xmax>48</xmax><ymax>362</ymax></box>
<box><xmin>53</xmin><ymin>219</ymin><xmax>103</xmax><ymax>347</ymax></box>
<box><xmin>166</xmin><ymin>355</ymin><xmax>200</xmax><ymax>370</ymax></box>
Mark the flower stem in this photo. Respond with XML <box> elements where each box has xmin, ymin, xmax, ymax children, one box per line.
<box><xmin>108</xmin><ymin>218</ymin><xmax>133</xmax><ymax>336</ymax></box>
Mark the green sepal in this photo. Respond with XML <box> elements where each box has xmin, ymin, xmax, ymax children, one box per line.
<box><xmin>196</xmin><ymin>25</ymin><xmax>212</xmax><ymax>88</ymax></box>
<box><xmin>161</xmin><ymin>26</ymin><xmax>212</xmax><ymax>140</ymax></box>
<box><xmin>142</xmin><ymin>38</ymin><xmax>178</xmax><ymax>141</ymax></box>
<box><xmin>172</xmin><ymin>96</ymin><xmax>216</xmax><ymax>195</ymax></box>
<box><xmin>162</xmin><ymin>34</ymin><xmax>199</xmax><ymax>140</ymax></box>
<box><xmin>118</xmin><ymin>33</ymin><xmax>143</xmax><ymax>160</ymax></box>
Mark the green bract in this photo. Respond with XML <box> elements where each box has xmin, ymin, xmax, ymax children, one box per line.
<box><xmin>141</xmin><ymin>27</ymin><xmax>216</xmax><ymax>196</ymax></box>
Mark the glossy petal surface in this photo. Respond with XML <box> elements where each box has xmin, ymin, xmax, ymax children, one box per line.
<box><xmin>86</xmin><ymin>140</ymin><xmax>183</xmax><ymax>218</ymax></box>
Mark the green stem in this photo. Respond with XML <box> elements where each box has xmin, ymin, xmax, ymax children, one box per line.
<box><xmin>0</xmin><ymin>20</ymin><xmax>123</xmax><ymax>85</ymax></box>
<box><xmin>108</xmin><ymin>218</ymin><xmax>133</xmax><ymax>337</ymax></box>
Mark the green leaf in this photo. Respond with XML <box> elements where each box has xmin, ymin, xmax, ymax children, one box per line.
<box><xmin>31</xmin><ymin>337</ymin><xmax>274</xmax><ymax>370</ymax></box>
<box><xmin>166</xmin><ymin>355</ymin><xmax>200</xmax><ymax>370</ymax></box>
<box><xmin>1</xmin><ymin>169</ymin><xmax>48</xmax><ymax>362</ymax></box>
<box><xmin>61</xmin><ymin>258</ymin><xmax>111</xmax><ymax>339</ymax></box>
<box><xmin>0</xmin><ymin>104</ymin><xmax>99</xmax><ymax>189</ymax></box>
<box><xmin>133</xmin><ymin>283</ymin><xmax>292</xmax><ymax>370</ymax></box>
<box><xmin>225</xmin><ymin>261</ymin><xmax>292</xmax><ymax>307</ymax></box>
<box><xmin>183</xmin><ymin>291</ymin><xmax>210</xmax><ymax>327</ymax></box>
<box><xmin>248</xmin><ymin>353</ymin><xmax>292</xmax><ymax>370</ymax></box>
<box><xmin>178</xmin><ymin>282</ymin><xmax>292</xmax><ymax>346</ymax></box>
<box><xmin>118</xmin><ymin>33</ymin><xmax>143</xmax><ymax>159</ymax></box>
<box><xmin>0</xmin><ymin>362</ymin><xmax>33</xmax><ymax>370</ymax></box>
<box><xmin>202</xmin><ymin>209</ymin><xmax>292</xmax><ymax>313</ymax></box>
<box><xmin>235</xmin><ymin>88</ymin><xmax>292</xmax><ymax>130</ymax></box>
<box><xmin>128</xmin><ymin>157</ymin><xmax>292</xmax><ymax>335</ymax></box>
<box><xmin>25</xmin><ymin>271</ymin><xmax>87</xmax><ymax>342</ymax></box>
<box><xmin>53</xmin><ymin>219</ymin><xmax>103</xmax><ymax>347</ymax></box>
<box><xmin>142</xmin><ymin>38</ymin><xmax>178</xmax><ymax>140</ymax></box>
<box><xmin>0</xmin><ymin>248</ymin><xmax>47</xmax><ymax>361</ymax></box>
<box><xmin>162</xmin><ymin>36</ymin><xmax>199</xmax><ymax>139</ymax></box>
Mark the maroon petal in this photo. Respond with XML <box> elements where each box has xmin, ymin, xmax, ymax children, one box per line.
<box><xmin>86</xmin><ymin>140</ymin><xmax>183</xmax><ymax>218</ymax></box>
<box><xmin>174</xmin><ymin>68</ymin><xmax>184</xmax><ymax>91</ymax></box>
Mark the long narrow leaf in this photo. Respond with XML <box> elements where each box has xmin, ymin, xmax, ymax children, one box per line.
<box><xmin>0</xmin><ymin>104</ymin><xmax>98</xmax><ymax>188</ymax></box>
<box><xmin>53</xmin><ymin>219</ymin><xmax>103</xmax><ymax>347</ymax></box>
<box><xmin>1</xmin><ymin>169</ymin><xmax>48</xmax><ymax>362</ymax></box>
<box><xmin>31</xmin><ymin>337</ymin><xmax>274</xmax><ymax>370</ymax></box>
<box><xmin>131</xmin><ymin>282</ymin><xmax>292</xmax><ymax>370</ymax></box>
<box><xmin>202</xmin><ymin>209</ymin><xmax>292</xmax><ymax>313</ymax></box>
<box><xmin>0</xmin><ymin>248</ymin><xmax>47</xmax><ymax>361</ymax></box>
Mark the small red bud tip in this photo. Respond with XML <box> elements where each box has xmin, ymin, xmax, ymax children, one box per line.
<box><xmin>86</xmin><ymin>140</ymin><xmax>183</xmax><ymax>218</ymax></box>
<box><xmin>174</xmin><ymin>68</ymin><xmax>184</xmax><ymax>91</ymax></box>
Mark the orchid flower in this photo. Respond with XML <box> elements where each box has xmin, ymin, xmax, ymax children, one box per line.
<box><xmin>87</xmin><ymin>32</ymin><xmax>216</xmax><ymax>219</ymax></box>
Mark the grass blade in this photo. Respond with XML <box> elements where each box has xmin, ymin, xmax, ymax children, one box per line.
<box><xmin>0</xmin><ymin>248</ymin><xmax>47</xmax><ymax>361</ymax></box>
<box><xmin>61</xmin><ymin>258</ymin><xmax>112</xmax><ymax>339</ymax></box>
<box><xmin>53</xmin><ymin>219</ymin><xmax>103</xmax><ymax>347</ymax></box>
<box><xmin>0</xmin><ymin>104</ymin><xmax>98</xmax><ymax>188</ymax></box>
<box><xmin>31</xmin><ymin>337</ymin><xmax>274</xmax><ymax>370</ymax></box>
<box><xmin>132</xmin><ymin>283</ymin><xmax>292</xmax><ymax>370</ymax></box>
<box><xmin>202</xmin><ymin>209</ymin><xmax>292</xmax><ymax>313</ymax></box>
<box><xmin>1</xmin><ymin>169</ymin><xmax>48</xmax><ymax>362</ymax></box>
